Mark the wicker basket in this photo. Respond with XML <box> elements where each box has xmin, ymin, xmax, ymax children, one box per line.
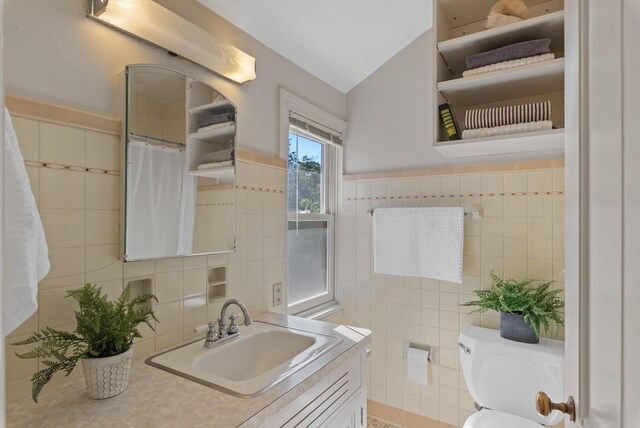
<box><xmin>81</xmin><ymin>348</ymin><xmax>133</xmax><ymax>399</ymax></box>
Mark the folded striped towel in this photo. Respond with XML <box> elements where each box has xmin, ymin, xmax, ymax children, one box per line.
<box><xmin>196</xmin><ymin>111</ymin><xmax>235</xmax><ymax>129</ymax></box>
<box><xmin>461</xmin><ymin>120</ymin><xmax>553</xmax><ymax>139</ymax></box>
<box><xmin>464</xmin><ymin>101</ymin><xmax>551</xmax><ymax>130</ymax></box>
<box><xmin>197</xmin><ymin>148</ymin><xmax>234</xmax><ymax>166</ymax></box>
<box><xmin>466</xmin><ymin>39</ymin><xmax>552</xmax><ymax>70</ymax></box>
<box><xmin>462</xmin><ymin>53</ymin><xmax>555</xmax><ymax>77</ymax></box>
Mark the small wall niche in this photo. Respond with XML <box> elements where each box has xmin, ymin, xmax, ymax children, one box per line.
<box><xmin>207</xmin><ymin>266</ymin><xmax>226</xmax><ymax>303</ymax></box>
<box><xmin>126</xmin><ymin>276</ymin><xmax>155</xmax><ymax>311</ymax></box>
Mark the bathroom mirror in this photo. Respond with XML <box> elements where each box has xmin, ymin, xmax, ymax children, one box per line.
<box><xmin>122</xmin><ymin>64</ymin><xmax>236</xmax><ymax>261</ymax></box>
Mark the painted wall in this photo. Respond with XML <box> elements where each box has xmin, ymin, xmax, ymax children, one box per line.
<box><xmin>4</xmin><ymin>0</ymin><xmax>346</xmax><ymax>157</ymax></box>
<box><xmin>345</xmin><ymin>30</ymin><xmax>449</xmax><ymax>174</ymax></box>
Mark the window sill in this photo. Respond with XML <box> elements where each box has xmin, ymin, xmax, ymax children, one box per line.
<box><xmin>296</xmin><ymin>303</ymin><xmax>343</xmax><ymax>321</ymax></box>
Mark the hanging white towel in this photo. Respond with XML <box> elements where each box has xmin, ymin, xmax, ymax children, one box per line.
<box><xmin>3</xmin><ymin>108</ymin><xmax>50</xmax><ymax>336</ymax></box>
<box><xmin>373</xmin><ymin>207</ymin><xmax>464</xmax><ymax>283</ymax></box>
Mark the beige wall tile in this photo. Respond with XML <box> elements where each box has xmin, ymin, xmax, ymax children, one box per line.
<box><xmin>481</xmin><ymin>173</ymin><xmax>503</xmax><ymax>194</ymax></box>
<box><xmin>85</xmin><ymin>209</ymin><xmax>119</xmax><ymax>245</ymax></box>
<box><xmin>46</xmin><ymin>247</ymin><xmax>84</xmax><ymax>279</ymax></box>
<box><xmin>85</xmin><ymin>174</ymin><xmax>119</xmax><ymax>210</ymax></box>
<box><xmin>440</xmin><ymin>176</ymin><xmax>460</xmax><ymax>195</ymax></box>
<box><xmin>155</xmin><ymin>271</ymin><xmax>184</xmax><ymax>303</ymax></box>
<box><xmin>183</xmin><ymin>255</ymin><xmax>206</xmax><ymax>270</ymax></box>
<box><xmin>38</xmin><ymin>169</ymin><xmax>84</xmax><ymax>209</ymax></box>
<box><xmin>85</xmin><ymin>244</ymin><xmax>122</xmax><ymax>282</ymax></box>
<box><xmin>503</xmin><ymin>172</ymin><xmax>527</xmax><ymax>193</ymax></box>
<box><xmin>460</xmin><ymin>175</ymin><xmax>481</xmax><ymax>195</ymax></box>
<box><xmin>527</xmin><ymin>170</ymin><xmax>553</xmax><ymax>192</ymax></box>
<box><xmin>85</xmin><ymin>130</ymin><xmax>119</xmax><ymax>171</ymax></box>
<box><xmin>183</xmin><ymin>295</ymin><xmax>206</xmax><ymax>327</ymax></box>
<box><xmin>11</xmin><ymin>116</ymin><xmax>39</xmax><ymax>160</ymax></box>
<box><xmin>123</xmin><ymin>260</ymin><xmax>155</xmax><ymax>278</ymax></box>
<box><xmin>39</xmin><ymin>284</ymin><xmax>82</xmax><ymax>329</ymax></box>
<box><xmin>40</xmin><ymin>209</ymin><xmax>84</xmax><ymax>248</ymax></box>
<box><xmin>155</xmin><ymin>257</ymin><xmax>183</xmax><ymax>273</ymax></box>
<box><xmin>39</xmin><ymin>122</ymin><xmax>84</xmax><ymax>165</ymax></box>
<box><xmin>154</xmin><ymin>301</ymin><xmax>183</xmax><ymax>335</ymax></box>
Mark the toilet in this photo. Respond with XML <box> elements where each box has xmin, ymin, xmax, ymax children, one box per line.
<box><xmin>458</xmin><ymin>326</ymin><xmax>565</xmax><ymax>427</ymax></box>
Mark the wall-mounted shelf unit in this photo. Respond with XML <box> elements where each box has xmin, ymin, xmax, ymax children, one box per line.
<box><xmin>438</xmin><ymin>10</ymin><xmax>565</xmax><ymax>77</ymax></box>
<box><xmin>438</xmin><ymin>58</ymin><xmax>564</xmax><ymax>105</ymax></box>
<box><xmin>188</xmin><ymin>99</ymin><xmax>232</xmax><ymax>116</ymax></box>
<box><xmin>186</xmin><ymin>78</ymin><xmax>236</xmax><ymax>176</ymax></box>
<box><xmin>188</xmin><ymin>122</ymin><xmax>235</xmax><ymax>142</ymax></box>
<box><xmin>433</xmin><ymin>0</ymin><xmax>565</xmax><ymax>160</ymax></box>
<box><xmin>434</xmin><ymin>128</ymin><xmax>564</xmax><ymax>158</ymax></box>
<box><xmin>187</xmin><ymin>166</ymin><xmax>235</xmax><ymax>180</ymax></box>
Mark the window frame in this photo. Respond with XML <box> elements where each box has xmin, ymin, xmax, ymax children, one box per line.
<box><xmin>280</xmin><ymin>89</ymin><xmax>346</xmax><ymax>315</ymax></box>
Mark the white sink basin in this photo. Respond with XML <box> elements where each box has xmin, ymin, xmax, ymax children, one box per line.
<box><xmin>146</xmin><ymin>322</ymin><xmax>341</xmax><ymax>397</ymax></box>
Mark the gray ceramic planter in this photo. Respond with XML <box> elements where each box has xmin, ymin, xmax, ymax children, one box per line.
<box><xmin>500</xmin><ymin>312</ymin><xmax>539</xmax><ymax>344</ymax></box>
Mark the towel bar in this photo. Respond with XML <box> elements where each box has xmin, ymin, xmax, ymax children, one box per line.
<box><xmin>367</xmin><ymin>207</ymin><xmax>482</xmax><ymax>218</ymax></box>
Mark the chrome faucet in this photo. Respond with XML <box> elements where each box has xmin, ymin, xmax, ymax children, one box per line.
<box><xmin>219</xmin><ymin>299</ymin><xmax>253</xmax><ymax>336</ymax></box>
<box><xmin>203</xmin><ymin>299</ymin><xmax>253</xmax><ymax>348</ymax></box>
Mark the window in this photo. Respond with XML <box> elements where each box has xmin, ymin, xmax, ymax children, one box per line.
<box><xmin>282</xmin><ymin>92</ymin><xmax>344</xmax><ymax>315</ymax></box>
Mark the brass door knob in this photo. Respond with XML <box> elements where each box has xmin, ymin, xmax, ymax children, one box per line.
<box><xmin>536</xmin><ymin>391</ymin><xmax>576</xmax><ymax>422</ymax></box>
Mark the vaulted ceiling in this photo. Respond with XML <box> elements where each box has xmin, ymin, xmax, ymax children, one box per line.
<box><xmin>198</xmin><ymin>0</ymin><xmax>432</xmax><ymax>93</ymax></box>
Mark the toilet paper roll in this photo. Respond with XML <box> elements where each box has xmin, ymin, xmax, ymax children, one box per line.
<box><xmin>407</xmin><ymin>347</ymin><xmax>430</xmax><ymax>385</ymax></box>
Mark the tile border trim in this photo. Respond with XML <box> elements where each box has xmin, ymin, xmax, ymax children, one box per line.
<box><xmin>6</xmin><ymin>95</ymin><xmax>121</xmax><ymax>135</ymax></box>
<box><xmin>345</xmin><ymin>191</ymin><xmax>564</xmax><ymax>201</ymax></box>
<box><xmin>6</xmin><ymin>95</ymin><xmax>287</xmax><ymax>170</ymax></box>
<box><xmin>367</xmin><ymin>399</ymin><xmax>457</xmax><ymax>428</ymax></box>
<box><xmin>344</xmin><ymin>159</ymin><xmax>564</xmax><ymax>181</ymax></box>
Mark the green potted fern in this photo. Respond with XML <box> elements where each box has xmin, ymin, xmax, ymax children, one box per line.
<box><xmin>461</xmin><ymin>272</ymin><xmax>564</xmax><ymax>343</ymax></box>
<box><xmin>13</xmin><ymin>284</ymin><xmax>157</xmax><ymax>402</ymax></box>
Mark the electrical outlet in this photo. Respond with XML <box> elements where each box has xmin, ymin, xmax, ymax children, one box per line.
<box><xmin>272</xmin><ymin>282</ymin><xmax>283</xmax><ymax>307</ymax></box>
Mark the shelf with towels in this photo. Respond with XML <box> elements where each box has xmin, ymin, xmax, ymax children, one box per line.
<box><xmin>432</xmin><ymin>0</ymin><xmax>566</xmax><ymax>162</ymax></box>
<box><xmin>187</xmin><ymin>166</ymin><xmax>235</xmax><ymax>180</ymax></box>
<box><xmin>188</xmin><ymin>122</ymin><xmax>235</xmax><ymax>142</ymax></box>
<box><xmin>438</xmin><ymin>10</ymin><xmax>565</xmax><ymax>77</ymax></box>
<box><xmin>188</xmin><ymin>99</ymin><xmax>232</xmax><ymax>116</ymax></box>
<box><xmin>438</xmin><ymin>58</ymin><xmax>564</xmax><ymax>106</ymax></box>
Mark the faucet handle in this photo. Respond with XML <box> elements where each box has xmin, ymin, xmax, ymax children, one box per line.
<box><xmin>217</xmin><ymin>317</ymin><xmax>228</xmax><ymax>337</ymax></box>
<box><xmin>227</xmin><ymin>313</ymin><xmax>240</xmax><ymax>334</ymax></box>
<box><xmin>204</xmin><ymin>321</ymin><xmax>219</xmax><ymax>347</ymax></box>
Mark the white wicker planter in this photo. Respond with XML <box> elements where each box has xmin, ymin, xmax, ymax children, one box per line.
<box><xmin>81</xmin><ymin>348</ymin><xmax>133</xmax><ymax>399</ymax></box>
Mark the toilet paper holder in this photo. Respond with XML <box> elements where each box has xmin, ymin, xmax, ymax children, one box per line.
<box><xmin>403</xmin><ymin>341</ymin><xmax>433</xmax><ymax>363</ymax></box>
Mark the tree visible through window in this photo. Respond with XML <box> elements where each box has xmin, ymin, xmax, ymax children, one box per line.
<box><xmin>288</xmin><ymin>134</ymin><xmax>323</xmax><ymax>214</ymax></box>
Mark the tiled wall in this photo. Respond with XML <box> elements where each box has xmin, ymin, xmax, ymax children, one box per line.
<box><xmin>4</xmin><ymin>109</ymin><xmax>288</xmax><ymax>403</ymax></box>
<box><xmin>339</xmin><ymin>163</ymin><xmax>565</xmax><ymax>427</ymax></box>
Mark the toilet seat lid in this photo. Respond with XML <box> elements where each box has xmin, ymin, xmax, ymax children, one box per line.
<box><xmin>463</xmin><ymin>409</ymin><xmax>542</xmax><ymax>428</ymax></box>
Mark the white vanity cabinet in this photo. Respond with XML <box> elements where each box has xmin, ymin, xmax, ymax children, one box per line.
<box><xmin>265</xmin><ymin>352</ymin><xmax>367</xmax><ymax>428</ymax></box>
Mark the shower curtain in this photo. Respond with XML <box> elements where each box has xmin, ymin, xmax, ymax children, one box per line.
<box><xmin>126</xmin><ymin>140</ymin><xmax>196</xmax><ymax>259</ymax></box>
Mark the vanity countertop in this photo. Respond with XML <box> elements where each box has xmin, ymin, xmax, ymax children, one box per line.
<box><xmin>5</xmin><ymin>313</ymin><xmax>371</xmax><ymax>428</ymax></box>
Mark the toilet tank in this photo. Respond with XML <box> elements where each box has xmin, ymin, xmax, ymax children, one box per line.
<box><xmin>458</xmin><ymin>326</ymin><xmax>565</xmax><ymax>425</ymax></box>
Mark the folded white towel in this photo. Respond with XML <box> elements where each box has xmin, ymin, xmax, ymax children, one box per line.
<box><xmin>373</xmin><ymin>207</ymin><xmax>464</xmax><ymax>283</ymax></box>
<box><xmin>462</xmin><ymin>53</ymin><xmax>556</xmax><ymax>77</ymax></box>
<box><xmin>462</xmin><ymin>120</ymin><xmax>553</xmax><ymax>139</ymax></box>
<box><xmin>3</xmin><ymin>108</ymin><xmax>50</xmax><ymax>336</ymax></box>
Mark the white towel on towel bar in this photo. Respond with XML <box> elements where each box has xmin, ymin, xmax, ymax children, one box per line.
<box><xmin>373</xmin><ymin>207</ymin><xmax>464</xmax><ymax>283</ymax></box>
<box><xmin>3</xmin><ymin>108</ymin><xmax>50</xmax><ymax>336</ymax></box>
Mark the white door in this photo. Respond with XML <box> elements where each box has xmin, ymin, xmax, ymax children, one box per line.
<box><xmin>563</xmin><ymin>0</ymin><xmax>640</xmax><ymax>426</ymax></box>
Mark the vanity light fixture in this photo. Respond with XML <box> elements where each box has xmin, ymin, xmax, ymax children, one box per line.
<box><xmin>86</xmin><ymin>0</ymin><xmax>256</xmax><ymax>84</ymax></box>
